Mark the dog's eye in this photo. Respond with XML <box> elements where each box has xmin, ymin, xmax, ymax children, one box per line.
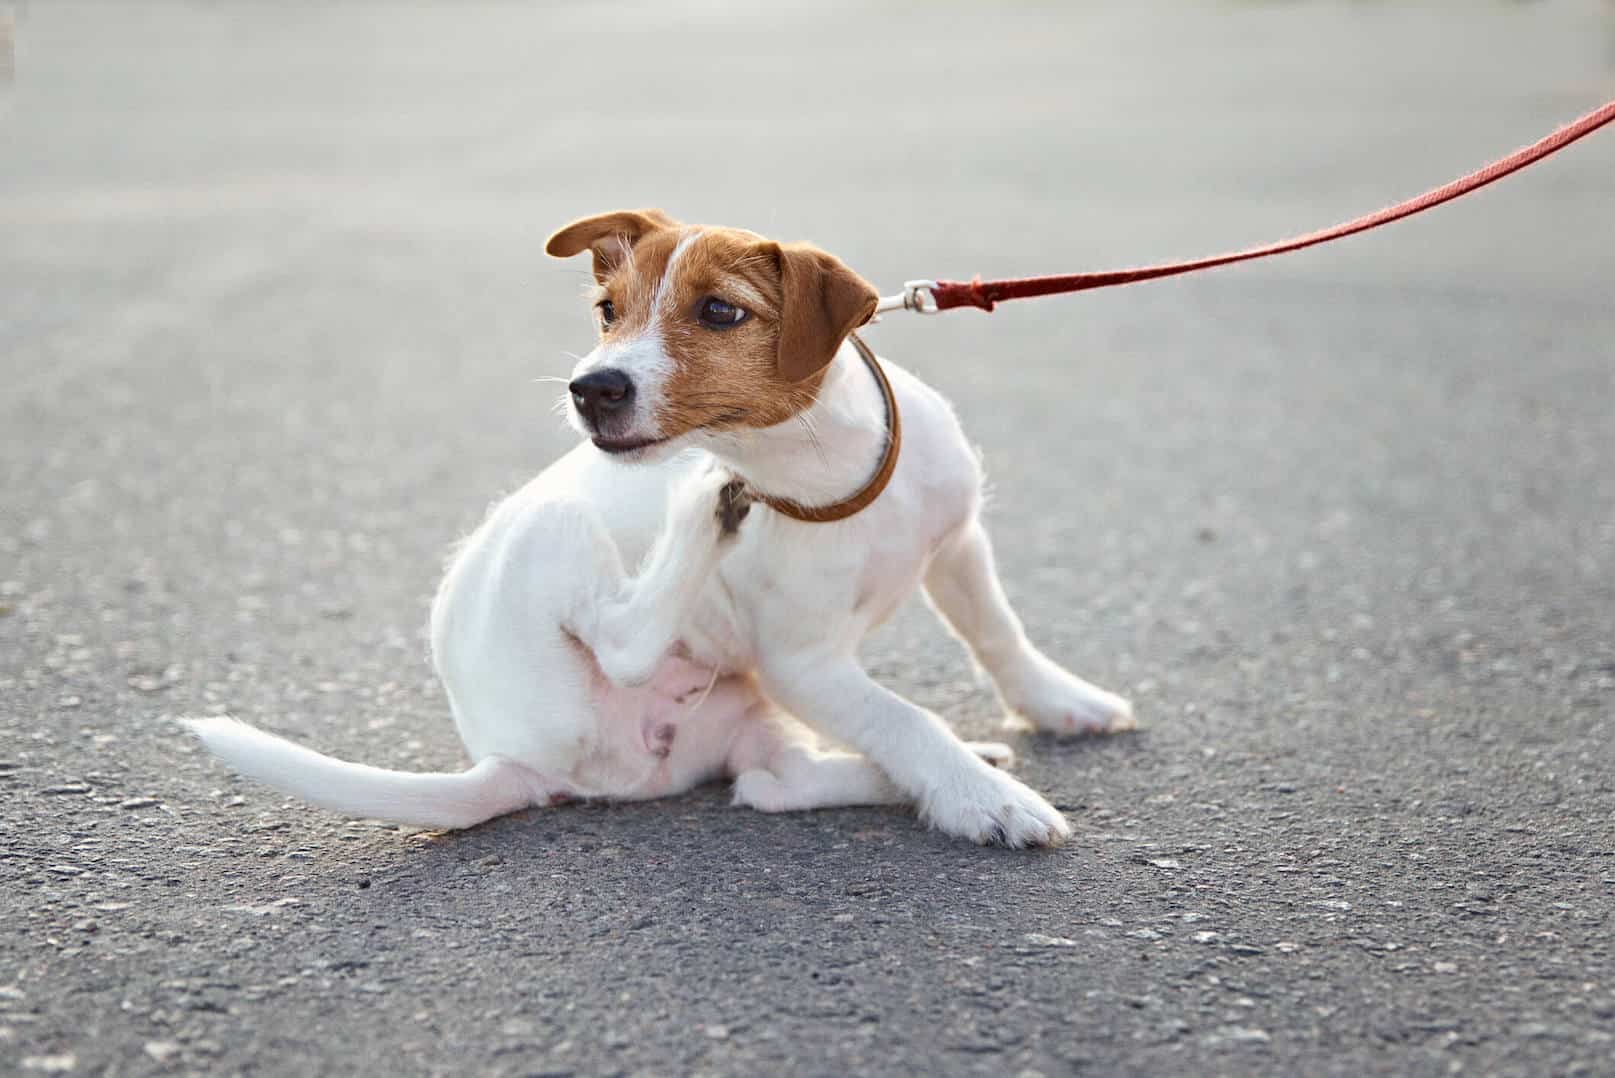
<box><xmin>697</xmin><ymin>297</ymin><xmax>747</xmax><ymax>329</ymax></box>
<box><xmin>597</xmin><ymin>300</ymin><xmax>616</xmax><ymax>328</ymax></box>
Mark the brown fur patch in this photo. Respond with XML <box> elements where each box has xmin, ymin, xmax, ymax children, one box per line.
<box><xmin>651</xmin><ymin>229</ymin><xmax>823</xmax><ymax>438</ymax></box>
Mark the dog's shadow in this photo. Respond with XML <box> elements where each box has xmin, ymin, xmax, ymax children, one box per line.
<box><xmin>349</xmin><ymin>726</ymin><xmax>1146</xmax><ymax>927</ymax></box>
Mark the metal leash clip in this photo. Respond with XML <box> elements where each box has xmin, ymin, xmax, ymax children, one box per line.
<box><xmin>873</xmin><ymin>279</ymin><xmax>939</xmax><ymax>317</ymax></box>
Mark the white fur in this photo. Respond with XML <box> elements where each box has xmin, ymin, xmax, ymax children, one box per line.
<box><xmin>577</xmin><ymin>331</ymin><xmax>672</xmax><ymax>440</ymax></box>
<box><xmin>180</xmin><ymin>718</ymin><xmax>545</xmax><ymax>829</ymax></box>
<box><xmin>187</xmin><ymin>338</ymin><xmax>1130</xmax><ymax>846</ymax></box>
<box><xmin>654</xmin><ymin>229</ymin><xmax>700</xmax><ymax>315</ymax></box>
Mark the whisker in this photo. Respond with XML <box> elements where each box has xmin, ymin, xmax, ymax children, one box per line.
<box><xmin>695</xmin><ymin>428</ymin><xmax>742</xmax><ymax>449</ymax></box>
<box><xmin>797</xmin><ymin>412</ymin><xmax>828</xmax><ymax>465</ymax></box>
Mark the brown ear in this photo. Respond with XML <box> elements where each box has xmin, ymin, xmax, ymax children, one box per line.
<box><xmin>544</xmin><ymin>208</ymin><xmax>680</xmax><ymax>281</ymax></box>
<box><xmin>773</xmin><ymin>242</ymin><xmax>880</xmax><ymax>383</ymax></box>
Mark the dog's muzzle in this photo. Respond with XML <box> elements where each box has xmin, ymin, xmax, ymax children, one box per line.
<box><xmin>569</xmin><ymin>367</ymin><xmax>664</xmax><ymax>454</ymax></box>
<box><xmin>569</xmin><ymin>368</ymin><xmax>635</xmax><ymax>430</ymax></box>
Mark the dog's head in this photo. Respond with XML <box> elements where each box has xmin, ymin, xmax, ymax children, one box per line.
<box><xmin>545</xmin><ymin>209</ymin><xmax>878</xmax><ymax>459</ymax></box>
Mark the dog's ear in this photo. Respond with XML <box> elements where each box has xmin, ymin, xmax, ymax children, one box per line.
<box><xmin>772</xmin><ymin>242</ymin><xmax>880</xmax><ymax>384</ymax></box>
<box><xmin>545</xmin><ymin>209</ymin><xmax>681</xmax><ymax>281</ymax></box>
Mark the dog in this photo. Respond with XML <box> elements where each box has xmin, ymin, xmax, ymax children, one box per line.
<box><xmin>186</xmin><ymin>209</ymin><xmax>1134</xmax><ymax>847</ymax></box>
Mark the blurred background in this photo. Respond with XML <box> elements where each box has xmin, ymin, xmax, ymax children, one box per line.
<box><xmin>3</xmin><ymin>1</ymin><xmax>1611</xmax><ymax>672</ymax></box>
<box><xmin>2</xmin><ymin>3</ymin><xmax>1613</xmax><ymax>1076</ymax></box>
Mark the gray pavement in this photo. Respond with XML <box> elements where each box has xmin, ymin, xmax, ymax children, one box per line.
<box><xmin>3</xmin><ymin>2</ymin><xmax>1614</xmax><ymax>1075</ymax></box>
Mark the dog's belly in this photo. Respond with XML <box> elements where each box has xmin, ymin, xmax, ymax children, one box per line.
<box><xmin>567</xmin><ymin>649</ymin><xmax>742</xmax><ymax>799</ymax></box>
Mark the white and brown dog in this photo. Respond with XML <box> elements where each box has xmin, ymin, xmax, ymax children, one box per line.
<box><xmin>187</xmin><ymin>209</ymin><xmax>1134</xmax><ymax>848</ymax></box>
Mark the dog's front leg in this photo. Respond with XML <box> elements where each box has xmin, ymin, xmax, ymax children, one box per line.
<box><xmin>756</xmin><ymin>652</ymin><xmax>1070</xmax><ymax>847</ymax></box>
<box><xmin>924</xmin><ymin>519</ymin><xmax>1134</xmax><ymax>735</ymax></box>
<box><xmin>573</xmin><ymin>468</ymin><xmax>749</xmax><ymax>688</ymax></box>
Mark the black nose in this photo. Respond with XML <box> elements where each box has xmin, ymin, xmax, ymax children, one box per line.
<box><xmin>568</xmin><ymin>369</ymin><xmax>635</xmax><ymax>425</ymax></box>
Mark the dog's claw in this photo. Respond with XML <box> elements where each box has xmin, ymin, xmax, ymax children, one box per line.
<box><xmin>717</xmin><ymin>478</ymin><xmax>752</xmax><ymax>535</ymax></box>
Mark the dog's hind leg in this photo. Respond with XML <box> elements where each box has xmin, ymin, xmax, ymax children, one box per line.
<box><xmin>721</xmin><ymin>708</ymin><xmax>886</xmax><ymax>812</ymax></box>
<box><xmin>923</xmin><ymin>520</ymin><xmax>1135</xmax><ymax>736</ymax></box>
<box><xmin>732</xmin><ymin>748</ymin><xmax>900</xmax><ymax>813</ymax></box>
<box><xmin>731</xmin><ymin>743</ymin><xmax>1013</xmax><ymax>814</ymax></box>
<box><xmin>569</xmin><ymin>467</ymin><xmax>748</xmax><ymax>690</ymax></box>
<box><xmin>726</xmin><ymin>710</ymin><xmax>1016</xmax><ymax>815</ymax></box>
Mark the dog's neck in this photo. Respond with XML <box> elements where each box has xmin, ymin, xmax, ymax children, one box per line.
<box><xmin>707</xmin><ymin>340</ymin><xmax>888</xmax><ymax>514</ymax></box>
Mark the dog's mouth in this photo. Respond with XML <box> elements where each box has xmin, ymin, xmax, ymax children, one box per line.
<box><xmin>591</xmin><ymin>435</ymin><xmax>668</xmax><ymax>456</ymax></box>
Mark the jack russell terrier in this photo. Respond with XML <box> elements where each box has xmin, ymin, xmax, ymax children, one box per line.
<box><xmin>187</xmin><ymin>209</ymin><xmax>1134</xmax><ymax>848</ymax></box>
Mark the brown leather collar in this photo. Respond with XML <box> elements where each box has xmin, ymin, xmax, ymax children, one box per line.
<box><xmin>754</xmin><ymin>332</ymin><xmax>900</xmax><ymax>524</ymax></box>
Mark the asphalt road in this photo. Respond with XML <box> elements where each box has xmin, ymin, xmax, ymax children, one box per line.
<box><xmin>3</xmin><ymin>3</ymin><xmax>1614</xmax><ymax>1075</ymax></box>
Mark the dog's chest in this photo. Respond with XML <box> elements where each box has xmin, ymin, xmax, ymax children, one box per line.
<box><xmin>848</xmin><ymin>529</ymin><xmax>929</xmax><ymax>627</ymax></box>
<box><xmin>685</xmin><ymin>478</ymin><xmax>967</xmax><ymax>669</ymax></box>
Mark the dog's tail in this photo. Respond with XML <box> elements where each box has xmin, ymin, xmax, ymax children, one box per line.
<box><xmin>181</xmin><ymin>717</ymin><xmax>548</xmax><ymax>830</ymax></box>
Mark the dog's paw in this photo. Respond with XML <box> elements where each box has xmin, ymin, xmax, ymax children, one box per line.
<box><xmin>716</xmin><ymin>478</ymin><xmax>752</xmax><ymax>537</ymax></box>
<box><xmin>921</xmin><ymin>766</ymin><xmax>1070</xmax><ymax>848</ymax></box>
<box><xmin>664</xmin><ymin>464</ymin><xmax>744</xmax><ymax>543</ymax></box>
<box><xmin>964</xmin><ymin>740</ymin><xmax>1015</xmax><ymax>770</ymax></box>
<box><xmin>1003</xmin><ymin>656</ymin><xmax>1135</xmax><ymax>736</ymax></box>
<box><xmin>732</xmin><ymin>768</ymin><xmax>788</xmax><ymax>813</ymax></box>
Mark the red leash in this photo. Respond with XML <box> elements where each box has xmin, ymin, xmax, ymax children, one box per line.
<box><xmin>877</xmin><ymin>98</ymin><xmax>1615</xmax><ymax>315</ymax></box>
